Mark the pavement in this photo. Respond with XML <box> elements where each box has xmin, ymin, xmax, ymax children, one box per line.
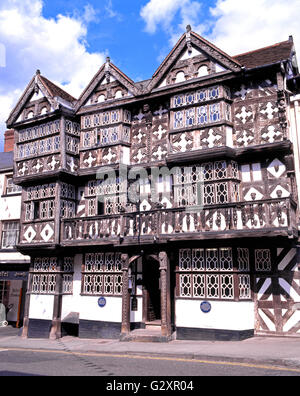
<box><xmin>0</xmin><ymin>326</ymin><xmax>300</xmax><ymax>370</ymax></box>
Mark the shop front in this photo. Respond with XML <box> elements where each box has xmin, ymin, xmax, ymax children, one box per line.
<box><xmin>0</xmin><ymin>268</ymin><xmax>28</xmax><ymax>327</ymax></box>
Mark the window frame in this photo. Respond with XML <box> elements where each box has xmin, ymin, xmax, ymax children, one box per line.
<box><xmin>1</xmin><ymin>221</ymin><xmax>20</xmax><ymax>249</ymax></box>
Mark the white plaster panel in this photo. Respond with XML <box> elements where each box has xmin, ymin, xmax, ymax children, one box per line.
<box><xmin>0</xmin><ymin>194</ymin><xmax>21</xmax><ymax>220</ymax></box>
<box><xmin>252</xmin><ymin>163</ymin><xmax>262</xmax><ymax>181</ymax></box>
<box><xmin>241</xmin><ymin>165</ymin><xmax>251</xmax><ymax>182</ymax></box>
<box><xmin>130</xmin><ymin>297</ymin><xmax>143</xmax><ymax>323</ymax></box>
<box><xmin>122</xmin><ymin>147</ymin><xmax>130</xmax><ymax>165</ymax></box>
<box><xmin>61</xmin><ymin>254</ymin><xmax>83</xmax><ymax>323</ymax></box>
<box><xmin>279</xmin><ymin>278</ymin><xmax>300</xmax><ymax>302</ymax></box>
<box><xmin>226</xmin><ymin>127</ymin><xmax>233</xmax><ymax>147</ymax></box>
<box><xmin>29</xmin><ymin>295</ymin><xmax>54</xmax><ymax>320</ymax></box>
<box><xmin>180</xmin><ymin>46</ymin><xmax>202</xmax><ymax>60</ymax></box>
<box><xmin>175</xmin><ymin>300</ymin><xmax>255</xmax><ymax>330</ymax></box>
<box><xmin>283</xmin><ymin>311</ymin><xmax>300</xmax><ymax>332</ymax></box>
<box><xmin>79</xmin><ymin>296</ymin><xmax>122</xmax><ymax>322</ymax></box>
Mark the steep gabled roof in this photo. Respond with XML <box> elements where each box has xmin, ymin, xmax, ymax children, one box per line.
<box><xmin>39</xmin><ymin>75</ymin><xmax>76</xmax><ymax>103</ymax></box>
<box><xmin>147</xmin><ymin>28</ymin><xmax>242</xmax><ymax>92</ymax></box>
<box><xmin>152</xmin><ymin>31</ymin><xmax>241</xmax><ymax>79</ymax></box>
<box><xmin>233</xmin><ymin>40</ymin><xmax>294</xmax><ymax>69</ymax></box>
<box><xmin>75</xmin><ymin>58</ymin><xmax>138</xmax><ymax>112</ymax></box>
<box><xmin>6</xmin><ymin>70</ymin><xmax>76</xmax><ymax>127</ymax></box>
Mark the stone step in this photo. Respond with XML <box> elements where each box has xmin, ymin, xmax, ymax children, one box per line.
<box><xmin>120</xmin><ymin>328</ymin><xmax>172</xmax><ymax>343</ymax></box>
<box><xmin>145</xmin><ymin>325</ymin><xmax>162</xmax><ymax>331</ymax></box>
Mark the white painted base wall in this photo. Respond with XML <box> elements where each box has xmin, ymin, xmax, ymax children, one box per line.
<box><xmin>175</xmin><ymin>299</ymin><xmax>255</xmax><ymax>330</ymax></box>
<box><xmin>78</xmin><ymin>296</ymin><xmax>122</xmax><ymax>322</ymax></box>
<box><xmin>61</xmin><ymin>254</ymin><xmax>123</xmax><ymax>323</ymax></box>
<box><xmin>29</xmin><ymin>295</ymin><xmax>54</xmax><ymax>320</ymax></box>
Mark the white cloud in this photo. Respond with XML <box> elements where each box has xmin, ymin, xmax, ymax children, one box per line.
<box><xmin>140</xmin><ymin>0</ymin><xmax>206</xmax><ymax>45</ymax></box>
<box><xmin>208</xmin><ymin>0</ymin><xmax>300</xmax><ymax>57</ymax></box>
<box><xmin>141</xmin><ymin>0</ymin><xmax>300</xmax><ymax>65</ymax></box>
<box><xmin>0</xmin><ymin>0</ymin><xmax>106</xmax><ymax>148</ymax></box>
<box><xmin>105</xmin><ymin>0</ymin><xmax>122</xmax><ymax>21</ymax></box>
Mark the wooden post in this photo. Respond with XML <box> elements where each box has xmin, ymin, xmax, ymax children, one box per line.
<box><xmin>49</xmin><ymin>257</ymin><xmax>63</xmax><ymax>340</ymax></box>
<box><xmin>121</xmin><ymin>254</ymin><xmax>130</xmax><ymax>335</ymax></box>
<box><xmin>21</xmin><ymin>261</ymin><xmax>34</xmax><ymax>339</ymax></box>
<box><xmin>16</xmin><ymin>287</ymin><xmax>23</xmax><ymax>329</ymax></box>
<box><xmin>159</xmin><ymin>251</ymin><xmax>171</xmax><ymax>338</ymax></box>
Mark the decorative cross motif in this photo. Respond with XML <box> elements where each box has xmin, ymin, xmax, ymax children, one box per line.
<box><xmin>49</xmin><ymin>156</ymin><xmax>59</xmax><ymax>171</ymax></box>
<box><xmin>103</xmin><ymin>148</ymin><xmax>116</xmax><ymax>164</ymax></box>
<box><xmin>202</xmin><ymin>129</ymin><xmax>222</xmax><ymax>148</ymax></box>
<box><xmin>234</xmin><ymin>85</ymin><xmax>252</xmax><ymax>100</ymax></box>
<box><xmin>18</xmin><ymin>162</ymin><xmax>27</xmax><ymax>176</ymax></box>
<box><xmin>154</xmin><ymin>106</ymin><xmax>168</xmax><ymax>119</ymax></box>
<box><xmin>260</xmin><ymin>102</ymin><xmax>278</xmax><ymax>120</ymax></box>
<box><xmin>237</xmin><ymin>130</ymin><xmax>254</xmax><ymax>146</ymax></box>
<box><xmin>152</xmin><ymin>145</ymin><xmax>167</xmax><ymax>161</ymax></box>
<box><xmin>173</xmin><ymin>133</ymin><xmax>191</xmax><ymax>152</ymax></box>
<box><xmin>153</xmin><ymin>125</ymin><xmax>167</xmax><ymax>140</ymax></box>
<box><xmin>236</xmin><ymin>106</ymin><xmax>252</xmax><ymax>124</ymax></box>
<box><xmin>261</xmin><ymin>126</ymin><xmax>282</xmax><ymax>143</ymax></box>
<box><xmin>34</xmin><ymin>159</ymin><xmax>43</xmax><ymax>173</ymax></box>
<box><xmin>84</xmin><ymin>152</ymin><xmax>96</xmax><ymax>168</ymax></box>
<box><xmin>136</xmin><ymin>129</ymin><xmax>145</xmax><ymax>143</ymax></box>
<box><xmin>135</xmin><ymin>110</ymin><xmax>144</xmax><ymax>122</ymax></box>
<box><xmin>136</xmin><ymin>149</ymin><xmax>145</xmax><ymax>163</ymax></box>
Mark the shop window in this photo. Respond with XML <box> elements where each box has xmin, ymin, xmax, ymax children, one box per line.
<box><xmin>0</xmin><ymin>281</ymin><xmax>10</xmax><ymax>307</ymax></box>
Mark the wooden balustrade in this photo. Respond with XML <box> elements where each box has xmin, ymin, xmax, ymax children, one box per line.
<box><xmin>60</xmin><ymin>198</ymin><xmax>297</xmax><ymax>245</ymax></box>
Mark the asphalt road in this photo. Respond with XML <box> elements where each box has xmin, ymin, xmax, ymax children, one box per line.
<box><xmin>0</xmin><ymin>348</ymin><xmax>299</xmax><ymax>378</ymax></box>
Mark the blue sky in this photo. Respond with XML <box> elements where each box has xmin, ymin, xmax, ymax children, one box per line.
<box><xmin>1</xmin><ymin>0</ymin><xmax>300</xmax><ymax>151</ymax></box>
<box><xmin>42</xmin><ymin>0</ymin><xmax>215</xmax><ymax>82</ymax></box>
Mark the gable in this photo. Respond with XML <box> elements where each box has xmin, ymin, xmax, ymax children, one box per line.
<box><xmin>82</xmin><ymin>76</ymin><xmax>134</xmax><ymax>108</ymax></box>
<box><xmin>15</xmin><ymin>92</ymin><xmax>53</xmax><ymax>123</ymax></box>
<box><xmin>7</xmin><ymin>71</ymin><xmax>76</xmax><ymax>127</ymax></box>
<box><xmin>76</xmin><ymin>58</ymin><xmax>137</xmax><ymax>112</ymax></box>
<box><xmin>149</xmin><ymin>28</ymin><xmax>241</xmax><ymax>91</ymax></box>
<box><xmin>7</xmin><ymin>76</ymin><xmax>55</xmax><ymax>127</ymax></box>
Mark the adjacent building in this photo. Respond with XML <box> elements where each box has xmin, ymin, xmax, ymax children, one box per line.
<box><xmin>0</xmin><ymin>138</ymin><xmax>30</xmax><ymax>327</ymax></box>
<box><xmin>6</xmin><ymin>27</ymin><xmax>300</xmax><ymax>340</ymax></box>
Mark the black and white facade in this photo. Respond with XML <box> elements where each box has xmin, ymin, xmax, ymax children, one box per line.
<box><xmin>6</xmin><ymin>28</ymin><xmax>300</xmax><ymax>340</ymax></box>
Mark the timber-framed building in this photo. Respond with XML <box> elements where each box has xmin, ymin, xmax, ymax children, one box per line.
<box><xmin>6</xmin><ymin>27</ymin><xmax>300</xmax><ymax>340</ymax></box>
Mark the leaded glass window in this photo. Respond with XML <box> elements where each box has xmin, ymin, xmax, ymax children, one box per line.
<box><xmin>82</xmin><ymin>253</ymin><xmax>123</xmax><ymax>295</ymax></box>
<box><xmin>178</xmin><ymin>248</ymin><xmax>251</xmax><ymax>300</ymax></box>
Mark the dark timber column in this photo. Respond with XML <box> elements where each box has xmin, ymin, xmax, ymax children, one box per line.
<box><xmin>49</xmin><ymin>257</ymin><xmax>63</xmax><ymax>340</ymax></box>
<box><xmin>121</xmin><ymin>254</ymin><xmax>130</xmax><ymax>335</ymax></box>
<box><xmin>159</xmin><ymin>251</ymin><xmax>171</xmax><ymax>338</ymax></box>
<box><xmin>21</xmin><ymin>259</ymin><xmax>34</xmax><ymax>338</ymax></box>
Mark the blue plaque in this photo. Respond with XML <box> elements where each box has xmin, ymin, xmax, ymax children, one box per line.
<box><xmin>200</xmin><ymin>301</ymin><xmax>211</xmax><ymax>313</ymax></box>
<box><xmin>98</xmin><ymin>297</ymin><xmax>106</xmax><ymax>308</ymax></box>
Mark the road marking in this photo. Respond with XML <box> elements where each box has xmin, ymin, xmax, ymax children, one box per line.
<box><xmin>2</xmin><ymin>347</ymin><xmax>300</xmax><ymax>374</ymax></box>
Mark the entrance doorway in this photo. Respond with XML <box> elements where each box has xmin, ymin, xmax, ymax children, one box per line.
<box><xmin>143</xmin><ymin>260</ymin><xmax>161</xmax><ymax>323</ymax></box>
